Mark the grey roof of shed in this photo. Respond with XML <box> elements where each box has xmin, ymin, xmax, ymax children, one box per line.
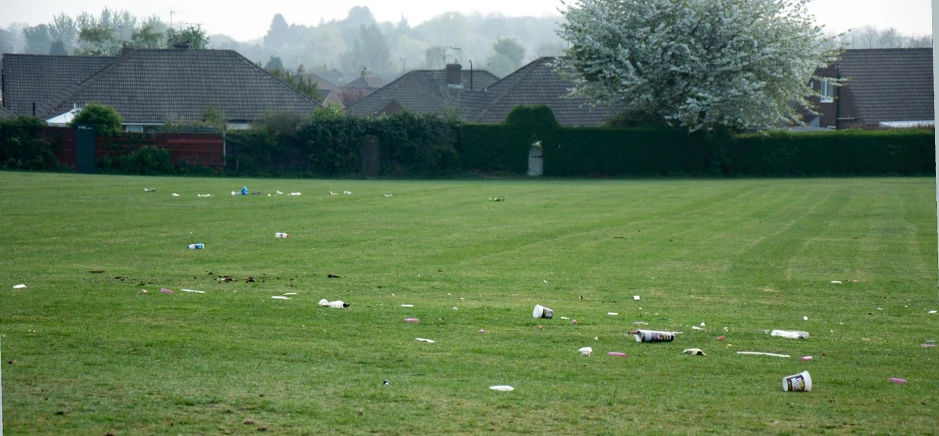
<box><xmin>7</xmin><ymin>49</ymin><xmax>321</xmax><ymax>123</ymax></box>
<box><xmin>471</xmin><ymin>57</ymin><xmax>616</xmax><ymax>127</ymax></box>
<box><xmin>345</xmin><ymin>69</ymin><xmax>501</xmax><ymax>118</ymax></box>
<box><xmin>835</xmin><ymin>48</ymin><xmax>933</xmax><ymax>123</ymax></box>
<box><xmin>1</xmin><ymin>54</ymin><xmax>117</xmax><ymax>116</ymax></box>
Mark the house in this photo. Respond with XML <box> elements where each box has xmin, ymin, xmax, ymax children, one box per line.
<box><xmin>2</xmin><ymin>48</ymin><xmax>322</xmax><ymax>131</ymax></box>
<box><xmin>345</xmin><ymin>57</ymin><xmax>617</xmax><ymax>127</ymax></box>
<box><xmin>809</xmin><ymin>48</ymin><xmax>933</xmax><ymax>129</ymax></box>
<box><xmin>469</xmin><ymin>57</ymin><xmax>616</xmax><ymax>127</ymax></box>
<box><xmin>345</xmin><ymin>63</ymin><xmax>501</xmax><ymax>119</ymax></box>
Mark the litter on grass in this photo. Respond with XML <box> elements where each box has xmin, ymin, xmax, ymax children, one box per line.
<box><xmin>607</xmin><ymin>312</ymin><xmax>618</xmax><ymax>316</ymax></box>
<box><xmin>490</xmin><ymin>385</ymin><xmax>514</xmax><ymax>391</ymax></box>
<box><xmin>343</xmin><ymin>191</ymin><xmax>352</xmax><ymax>195</ymax></box>
<box><xmin>197</xmin><ymin>194</ymin><xmax>212</xmax><ymax>197</ymax></box>
<box><xmin>416</xmin><ymin>338</ymin><xmax>435</xmax><ymax>343</ymax></box>
<box><xmin>801</xmin><ymin>356</ymin><xmax>814</xmax><ymax>361</ymax></box>
<box><xmin>633</xmin><ymin>330</ymin><xmax>675</xmax><ymax>342</ymax></box>
<box><xmin>271</xmin><ymin>296</ymin><xmax>290</xmax><ymax>300</ymax></box>
<box><xmin>404</xmin><ymin>318</ymin><xmax>419</xmax><ymax>323</ymax></box>
<box><xmin>888</xmin><ymin>378</ymin><xmax>907</xmax><ymax>384</ymax></box>
<box><xmin>144</xmin><ymin>188</ymin><xmax>156</xmax><ymax>192</ymax></box>
<box><xmin>692</xmin><ymin>326</ymin><xmax>704</xmax><ymax>330</ymax></box>
<box><xmin>140</xmin><ymin>289</ymin><xmax>148</xmax><ymax>294</ymax></box>
<box><xmin>831</xmin><ymin>280</ymin><xmax>843</xmax><ymax>284</ymax></box>
<box><xmin>737</xmin><ymin>351</ymin><xmax>790</xmax><ymax>358</ymax></box>
<box><xmin>12</xmin><ymin>284</ymin><xmax>26</xmax><ymax>289</ymax></box>
<box><xmin>181</xmin><ymin>289</ymin><xmax>205</xmax><ymax>293</ymax></box>
<box><xmin>383</xmin><ymin>194</ymin><xmax>393</xmax><ymax>197</ymax></box>
<box><xmin>607</xmin><ymin>352</ymin><xmax>627</xmax><ymax>357</ymax></box>
<box><xmin>560</xmin><ymin>316</ymin><xmax>570</xmax><ymax>320</ymax></box>
<box><xmin>771</xmin><ymin>330</ymin><xmax>809</xmax><ymax>339</ymax></box>
<box><xmin>172</xmin><ymin>193</ymin><xmax>180</xmax><ymax>197</ymax></box>
<box><xmin>160</xmin><ymin>288</ymin><xmax>174</xmax><ymax>294</ymax></box>
<box><xmin>633</xmin><ymin>295</ymin><xmax>640</xmax><ymax>301</ymax></box>
<box><xmin>288</xmin><ymin>192</ymin><xmax>301</xmax><ymax>196</ymax></box>
<box><xmin>318</xmin><ymin>299</ymin><xmax>348</xmax><ymax>308</ymax></box>
<box><xmin>578</xmin><ymin>347</ymin><xmax>593</xmax><ymax>356</ymax></box>
<box><xmin>922</xmin><ymin>344</ymin><xmax>937</xmax><ymax>348</ymax></box>
<box><xmin>683</xmin><ymin>348</ymin><xmax>706</xmax><ymax>356</ymax></box>
<box><xmin>401</xmin><ymin>304</ymin><xmax>414</xmax><ymax>308</ymax></box>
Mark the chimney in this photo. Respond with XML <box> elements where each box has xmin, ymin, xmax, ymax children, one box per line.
<box><xmin>445</xmin><ymin>62</ymin><xmax>461</xmax><ymax>87</ymax></box>
<box><xmin>121</xmin><ymin>42</ymin><xmax>133</xmax><ymax>56</ymax></box>
<box><xmin>361</xmin><ymin>66</ymin><xmax>370</xmax><ymax>77</ymax></box>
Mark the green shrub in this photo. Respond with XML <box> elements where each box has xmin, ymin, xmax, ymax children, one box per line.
<box><xmin>117</xmin><ymin>146</ymin><xmax>174</xmax><ymax>175</ymax></box>
<box><xmin>68</xmin><ymin>103</ymin><xmax>123</xmax><ymax>138</ymax></box>
<box><xmin>0</xmin><ymin>116</ymin><xmax>58</xmax><ymax>170</ymax></box>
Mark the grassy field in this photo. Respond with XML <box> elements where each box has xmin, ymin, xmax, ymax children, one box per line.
<box><xmin>1</xmin><ymin>171</ymin><xmax>937</xmax><ymax>434</ymax></box>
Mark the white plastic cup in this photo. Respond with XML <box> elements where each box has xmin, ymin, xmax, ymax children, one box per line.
<box><xmin>275</xmin><ymin>232</ymin><xmax>289</xmax><ymax>238</ymax></box>
<box><xmin>782</xmin><ymin>371</ymin><xmax>813</xmax><ymax>391</ymax></box>
<box><xmin>532</xmin><ymin>304</ymin><xmax>553</xmax><ymax>319</ymax></box>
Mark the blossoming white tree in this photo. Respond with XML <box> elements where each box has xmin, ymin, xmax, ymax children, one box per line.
<box><xmin>559</xmin><ymin>0</ymin><xmax>841</xmax><ymax>131</ymax></box>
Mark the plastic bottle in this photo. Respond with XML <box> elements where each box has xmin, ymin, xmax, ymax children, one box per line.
<box><xmin>187</xmin><ymin>243</ymin><xmax>204</xmax><ymax>249</ymax></box>
<box><xmin>275</xmin><ymin>232</ymin><xmax>289</xmax><ymax>238</ymax></box>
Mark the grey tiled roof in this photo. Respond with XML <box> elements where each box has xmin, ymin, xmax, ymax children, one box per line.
<box><xmin>8</xmin><ymin>50</ymin><xmax>321</xmax><ymax>124</ymax></box>
<box><xmin>345</xmin><ymin>74</ymin><xmax>387</xmax><ymax>89</ymax></box>
<box><xmin>835</xmin><ymin>48</ymin><xmax>933</xmax><ymax>123</ymax></box>
<box><xmin>345</xmin><ymin>69</ymin><xmax>501</xmax><ymax>119</ymax></box>
<box><xmin>301</xmin><ymin>73</ymin><xmax>339</xmax><ymax>92</ymax></box>
<box><xmin>471</xmin><ymin>57</ymin><xmax>616</xmax><ymax>127</ymax></box>
<box><xmin>1</xmin><ymin>54</ymin><xmax>117</xmax><ymax>116</ymax></box>
<box><xmin>346</xmin><ymin>58</ymin><xmax>617</xmax><ymax>126</ymax></box>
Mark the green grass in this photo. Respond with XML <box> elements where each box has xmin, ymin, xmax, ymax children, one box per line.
<box><xmin>1</xmin><ymin>171</ymin><xmax>938</xmax><ymax>434</ymax></box>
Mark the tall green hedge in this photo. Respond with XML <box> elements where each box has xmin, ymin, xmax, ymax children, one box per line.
<box><xmin>728</xmin><ymin>129</ymin><xmax>934</xmax><ymax>175</ymax></box>
<box><xmin>460</xmin><ymin>105</ymin><xmax>934</xmax><ymax>177</ymax></box>
<box><xmin>0</xmin><ymin>116</ymin><xmax>58</xmax><ymax>170</ymax></box>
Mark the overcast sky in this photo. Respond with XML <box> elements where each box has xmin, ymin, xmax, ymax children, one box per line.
<box><xmin>2</xmin><ymin>0</ymin><xmax>932</xmax><ymax>42</ymax></box>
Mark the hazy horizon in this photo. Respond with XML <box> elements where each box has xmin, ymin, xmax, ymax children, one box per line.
<box><xmin>2</xmin><ymin>0</ymin><xmax>933</xmax><ymax>42</ymax></box>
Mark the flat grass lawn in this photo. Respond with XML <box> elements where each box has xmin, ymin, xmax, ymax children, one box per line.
<box><xmin>1</xmin><ymin>171</ymin><xmax>938</xmax><ymax>434</ymax></box>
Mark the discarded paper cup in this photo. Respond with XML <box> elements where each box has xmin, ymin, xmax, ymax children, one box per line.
<box><xmin>634</xmin><ymin>330</ymin><xmax>675</xmax><ymax>342</ymax></box>
<box><xmin>782</xmin><ymin>370</ymin><xmax>812</xmax><ymax>392</ymax></box>
<box><xmin>532</xmin><ymin>304</ymin><xmax>553</xmax><ymax>319</ymax></box>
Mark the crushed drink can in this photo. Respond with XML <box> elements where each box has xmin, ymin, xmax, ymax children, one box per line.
<box><xmin>275</xmin><ymin>232</ymin><xmax>289</xmax><ymax>238</ymax></box>
<box><xmin>633</xmin><ymin>329</ymin><xmax>675</xmax><ymax>342</ymax></box>
<box><xmin>187</xmin><ymin>243</ymin><xmax>204</xmax><ymax>249</ymax></box>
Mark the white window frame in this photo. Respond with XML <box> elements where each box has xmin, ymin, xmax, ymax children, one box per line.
<box><xmin>820</xmin><ymin>79</ymin><xmax>834</xmax><ymax>103</ymax></box>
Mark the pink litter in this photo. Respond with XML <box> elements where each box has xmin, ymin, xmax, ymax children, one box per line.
<box><xmin>607</xmin><ymin>352</ymin><xmax>628</xmax><ymax>357</ymax></box>
<box><xmin>160</xmin><ymin>288</ymin><xmax>174</xmax><ymax>294</ymax></box>
<box><xmin>888</xmin><ymin>378</ymin><xmax>907</xmax><ymax>384</ymax></box>
<box><xmin>404</xmin><ymin>318</ymin><xmax>419</xmax><ymax>323</ymax></box>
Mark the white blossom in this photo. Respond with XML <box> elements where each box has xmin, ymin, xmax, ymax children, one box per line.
<box><xmin>560</xmin><ymin>0</ymin><xmax>841</xmax><ymax>131</ymax></box>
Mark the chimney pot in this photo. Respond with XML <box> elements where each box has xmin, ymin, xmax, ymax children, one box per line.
<box><xmin>445</xmin><ymin>63</ymin><xmax>462</xmax><ymax>87</ymax></box>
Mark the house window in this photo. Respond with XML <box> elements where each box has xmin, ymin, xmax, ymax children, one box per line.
<box><xmin>820</xmin><ymin>79</ymin><xmax>834</xmax><ymax>103</ymax></box>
